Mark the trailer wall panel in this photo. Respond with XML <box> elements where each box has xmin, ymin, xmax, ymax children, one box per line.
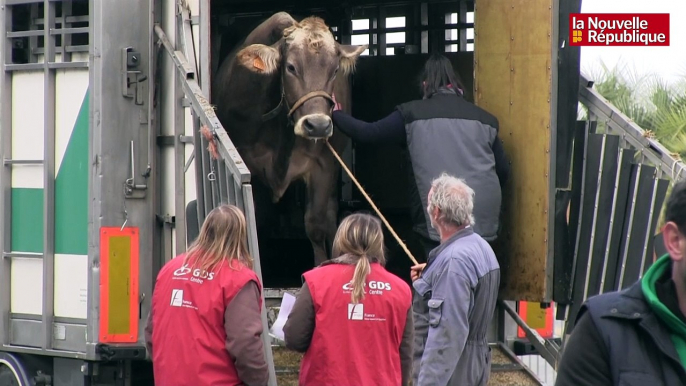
<box><xmin>474</xmin><ymin>0</ymin><xmax>557</xmax><ymax>301</ymax></box>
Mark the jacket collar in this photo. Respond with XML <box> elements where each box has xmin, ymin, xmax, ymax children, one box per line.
<box><xmin>598</xmin><ymin>281</ymin><xmax>652</xmax><ymax>319</ymax></box>
<box><xmin>430</xmin><ymin>86</ymin><xmax>456</xmax><ymax>97</ymax></box>
<box><xmin>301</xmin><ymin>254</ymin><xmax>381</xmax><ymax>286</ymax></box>
<box><xmin>426</xmin><ymin>226</ymin><xmax>474</xmax><ymax>266</ymax></box>
<box><xmin>318</xmin><ymin>253</ymin><xmax>381</xmax><ymax>267</ymax></box>
<box><xmin>600</xmin><ymin>279</ymin><xmax>684</xmax><ymax>367</ymax></box>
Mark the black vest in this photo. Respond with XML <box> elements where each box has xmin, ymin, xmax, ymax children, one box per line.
<box><xmin>581</xmin><ymin>281</ymin><xmax>686</xmax><ymax>385</ymax></box>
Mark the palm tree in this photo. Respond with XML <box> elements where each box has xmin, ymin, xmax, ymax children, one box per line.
<box><xmin>579</xmin><ymin>60</ymin><xmax>686</xmax><ymax>158</ymax></box>
<box><xmin>579</xmin><ymin>60</ymin><xmax>686</xmax><ymax>227</ymax></box>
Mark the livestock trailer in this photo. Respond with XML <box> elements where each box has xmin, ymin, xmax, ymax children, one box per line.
<box><xmin>1</xmin><ymin>0</ymin><xmax>684</xmax><ymax>385</ymax></box>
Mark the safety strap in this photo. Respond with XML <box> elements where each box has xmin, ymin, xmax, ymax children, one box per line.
<box><xmin>261</xmin><ymin>87</ymin><xmax>334</xmax><ymax>122</ymax></box>
<box><xmin>261</xmin><ymin>94</ymin><xmax>284</xmax><ymax>122</ymax></box>
<box><xmin>287</xmin><ymin>91</ymin><xmax>334</xmax><ymax>117</ymax></box>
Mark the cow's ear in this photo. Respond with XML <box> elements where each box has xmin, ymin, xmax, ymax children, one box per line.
<box><xmin>338</xmin><ymin>44</ymin><xmax>367</xmax><ymax>75</ymax></box>
<box><xmin>236</xmin><ymin>43</ymin><xmax>281</xmax><ymax>75</ymax></box>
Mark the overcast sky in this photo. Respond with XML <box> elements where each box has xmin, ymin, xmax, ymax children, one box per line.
<box><xmin>580</xmin><ymin>0</ymin><xmax>686</xmax><ymax>83</ymax></box>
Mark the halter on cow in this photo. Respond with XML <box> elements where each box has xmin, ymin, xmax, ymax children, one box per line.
<box><xmin>261</xmin><ymin>82</ymin><xmax>335</xmax><ymax>125</ymax></box>
<box><xmin>212</xmin><ymin>12</ymin><xmax>367</xmax><ymax>266</ymax></box>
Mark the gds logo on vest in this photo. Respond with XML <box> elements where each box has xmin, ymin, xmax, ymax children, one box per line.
<box><xmin>173</xmin><ymin>264</ymin><xmax>215</xmax><ymax>284</ymax></box>
<box><xmin>342</xmin><ymin>280</ymin><xmax>392</xmax><ymax>295</ymax></box>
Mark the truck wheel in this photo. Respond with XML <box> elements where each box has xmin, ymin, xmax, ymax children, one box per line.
<box><xmin>0</xmin><ymin>364</ymin><xmax>20</xmax><ymax>386</ymax></box>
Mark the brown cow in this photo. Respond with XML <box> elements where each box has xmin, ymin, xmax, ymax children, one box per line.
<box><xmin>212</xmin><ymin>12</ymin><xmax>366</xmax><ymax>265</ymax></box>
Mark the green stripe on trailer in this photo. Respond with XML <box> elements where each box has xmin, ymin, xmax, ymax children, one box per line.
<box><xmin>10</xmin><ymin>90</ymin><xmax>89</xmax><ymax>255</ymax></box>
<box><xmin>11</xmin><ymin>188</ymin><xmax>44</xmax><ymax>252</ymax></box>
<box><xmin>55</xmin><ymin>91</ymin><xmax>89</xmax><ymax>255</ymax></box>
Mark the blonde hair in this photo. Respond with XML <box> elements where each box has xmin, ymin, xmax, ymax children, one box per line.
<box><xmin>332</xmin><ymin>213</ymin><xmax>386</xmax><ymax>303</ymax></box>
<box><xmin>183</xmin><ymin>205</ymin><xmax>253</xmax><ymax>273</ymax></box>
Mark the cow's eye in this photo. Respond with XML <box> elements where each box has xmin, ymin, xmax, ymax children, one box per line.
<box><xmin>286</xmin><ymin>64</ymin><xmax>297</xmax><ymax>74</ymax></box>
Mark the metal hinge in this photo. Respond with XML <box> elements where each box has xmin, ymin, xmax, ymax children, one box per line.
<box><xmin>156</xmin><ymin>214</ymin><xmax>176</xmax><ymax>226</ymax></box>
<box><xmin>122</xmin><ymin>47</ymin><xmax>148</xmax><ymax>105</ymax></box>
<box><xmin>156</xmin><ymin>135</ymin><xmax>194</xmax><ymax>146</ymax></box>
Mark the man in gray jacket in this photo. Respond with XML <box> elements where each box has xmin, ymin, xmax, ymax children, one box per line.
<box><xmin>332</xmin><ymin>54</ymin><xmax>509</xmax><ymax>260</ymax></box>
<box><xmin>410</xmin><ymin>173</ymin><xmax>501</xmax><ymax>386</ymax></box>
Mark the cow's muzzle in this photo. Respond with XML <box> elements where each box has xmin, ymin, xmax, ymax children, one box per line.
<box><xmin>304</xmin><ymin>115</ymin><xmax>333</xmax><ymax>137</ymax></box>
<box><xmin>295</xmin><ymin>114</ymin><xmax>333</xmax><ymax>139</ymax></box>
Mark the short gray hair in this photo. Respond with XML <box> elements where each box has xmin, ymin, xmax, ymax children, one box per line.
<box><xmin>428</xmin><ymin>173</ymin><xmax>475</xmax><ymax>227</ymax></box>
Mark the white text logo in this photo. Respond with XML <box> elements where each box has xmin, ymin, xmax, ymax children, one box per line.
<box><xmin>170</xmin><ymin>289</ymin><xmax>184</xmax><ymax>307</ymax></box>
<box><xmin>342</xmin><ymin>280</ymin><xmax>392</xmax><ymax>295</ymax></box>
<box><xmin>348</xmin><ymin>303</ymin><xmax>364</xmax><ymax>320</ymax></box>
<box><xmin>172</xmin><ymin>264</ymin><xmax>215</xmax><ymax>284</ymax></box>
<box><xmin>174</xmin><ymin>265</ymin><xmax>191</xmax><ymax>277</ymax></box>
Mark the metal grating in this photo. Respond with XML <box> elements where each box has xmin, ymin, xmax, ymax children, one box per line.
<box><xmin>153</xmin><ymin>2</ymin><xmax>278</xmax><ymax>383</ymax></box>
<box><xmin>5</xmin><ymin>0</ymin><xmax>89</xmax><ymax>70</ymax></box>
<box><xmin>560</xmin><ymin>75</ymin><xmax>680</xmax><ymax>334</ymax></box>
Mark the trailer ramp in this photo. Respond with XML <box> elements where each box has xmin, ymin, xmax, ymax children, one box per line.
<box><xmin>468</xmin><ymin>72</ymin><xmax>686</xmax><ymax>386</ymax></box>
<box><xmin>265</xmin><ymin>292</ymin><xmax>544</xmax><ymax>385</ymax></box>
<box><xmin>153</xmin><ymin>8</ymin><xmax>278</xmax><ymax>385</ymax></box>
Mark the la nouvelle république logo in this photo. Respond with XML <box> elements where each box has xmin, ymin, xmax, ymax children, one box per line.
<box><xmin>569</xmin><ymin>13</ymin><xmax>670</xmax><ymax>46</ymax></box>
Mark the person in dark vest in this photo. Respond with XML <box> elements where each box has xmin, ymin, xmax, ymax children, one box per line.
<box><xmin>145</xmin><ymin>205</ymin><xmax>269</xmax><ymax>386</ymax></box>
<box><xmin>331</xmin><ymin>53</ymin><xmax>510</xmax><ymax>259</ymax></box>
<box><xmin>283</xmin><ymin>213</ymin><xmax>414</xmax><ymax>386</ymax></box>
<box><xmin>555</xmin><ymin>179</ymin><xmax>686</xmax><ymax>385</ymax></box>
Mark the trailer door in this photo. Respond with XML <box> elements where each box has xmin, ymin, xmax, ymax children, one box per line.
<box><xmin>0</xmin><ymin>0</ymin><xmax>157</xmax><ymax>366</ymax></box>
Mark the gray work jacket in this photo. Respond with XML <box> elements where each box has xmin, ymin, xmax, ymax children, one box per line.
<box><xmin>396</xmin><ymin>88</ymin><xmax>503</xmax><ymax>242</ymax></box>
<box><xmin>412</xmin><ymin>227</ymin><xmax>500</xmax><ymax>386</ymax></box>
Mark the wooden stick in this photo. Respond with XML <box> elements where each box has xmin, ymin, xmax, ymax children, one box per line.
<box><xmin>325</xmin><ymin>141</ymin><xmax>419</xmax><ymax>266</ymax></box>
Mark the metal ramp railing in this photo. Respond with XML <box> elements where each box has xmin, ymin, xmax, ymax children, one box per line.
<box><xmin>516</xmin><ymin>73</ymin><xmax>686</xmax><ymax>386</ymax></box>
<box><xmin>153</xmin><ymin>5</ymin><xmax>278</xmax><ymax>385</ymax></box>
<box><xmin>559</xmin><ymin>73</ymin><xmax>686</xmax><ymax>334</ymax></box>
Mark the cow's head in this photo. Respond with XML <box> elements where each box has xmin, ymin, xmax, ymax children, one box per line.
<box><xmin>236</xmin><ymin>16</ymin><xmax>367</xmax><ymax>139</ymax></box>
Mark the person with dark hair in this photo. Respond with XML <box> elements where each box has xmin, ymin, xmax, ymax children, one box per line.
<box><xmin>331</xmin><ymin>53</ymin><xmax>510</xmax><ymax>259</ymax></box>
<box><xmin>555</xmin><ymin>179</ymin><xmax>686</xmax><ymax>385</ymax></box>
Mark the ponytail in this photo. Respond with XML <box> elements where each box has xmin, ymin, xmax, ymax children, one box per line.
<box><xmin>350</xmin><ymin>255</ymin><xmax>371</xmax><ymax>304</ymax></box>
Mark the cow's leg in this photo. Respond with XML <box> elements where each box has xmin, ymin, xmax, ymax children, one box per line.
<box><xmin>304</xmin><ymin>160</ymin><xmax>338</xmax><ymax>266</ymax></box>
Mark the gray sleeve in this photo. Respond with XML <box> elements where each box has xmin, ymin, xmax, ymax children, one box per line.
<box><xmin>417</xmin><ymin>265</ymin><xmax>473</xmax><ymax>385</ymax></box>
<box><xmin>283</xmin><ymin>281</ymin><xmax>315</xmax><ymax>353</ymax></box>
<box><xmin>225</xmin><ymin>280</ymin><xmax>269</xmax><ymax>386</ymax></box>
<box><xmin>400</xmin><ymin>304</ymin><xmax>414</xmax><ymax>386</ymax></box>
<box><xmin>144</xmin><ymin>306</ymin><xmax>153</xmax><ymax>358</ymax></box>
<box><xmin>412</xmin><ymin>291</ymin><xmax>430</xmax><ymax>385</ymax></box>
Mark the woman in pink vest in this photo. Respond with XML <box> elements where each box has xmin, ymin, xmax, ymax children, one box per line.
<box><xmin>144</xmin><ymin>205</ymin><xmax>269</xmax><ymax>386</ymax></box>
<box><xmin>284</xmin><ymin>213</ymin><xmax>414</xmax><ymax>385</ymax></box>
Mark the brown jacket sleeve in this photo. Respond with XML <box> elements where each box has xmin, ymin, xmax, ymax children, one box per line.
<box><xmin>225</xmin><ymin>280</ymin><xmax>269</xmax><ymax>386</ymax></box>
<box><xmin>283</xmin><ymin>281</ymin><xmax>315</xmax><ymax>353</ymax></box>
<box><xmin>144</xmin><ymin>306</ymin><xmax>154</xmax><ymax>358</ymax></box>
<box><xmin>400</xmin><ymin>305</ymin><xmax>414</xmax><ymax>386</ymax></box>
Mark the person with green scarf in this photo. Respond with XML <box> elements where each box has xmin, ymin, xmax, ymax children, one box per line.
<box><xmin>556</xmin><ymin>179</ymin><xmax>686</xmax><ymax>385</ymax></box>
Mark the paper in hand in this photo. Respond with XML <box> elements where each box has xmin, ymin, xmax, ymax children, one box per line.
<box><xmin>270</xmin><ymin>292</ymin><xmax>296</xmax><ymax>342</ymax></box>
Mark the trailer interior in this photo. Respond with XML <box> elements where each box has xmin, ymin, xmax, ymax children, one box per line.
<box><xmin>207</xmin><ymin>0</ymin><xmax>479</xmax><ymax>289</ymax></box>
